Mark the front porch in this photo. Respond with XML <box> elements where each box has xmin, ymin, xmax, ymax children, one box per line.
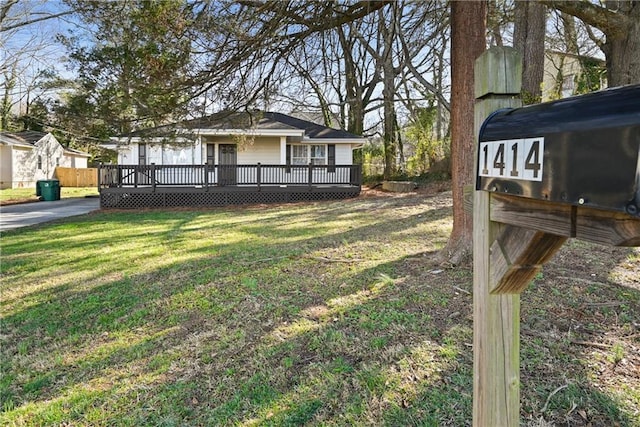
<box><xmin>98</xmin><ymin>164</ymin><xmax>361</xmax><ymax>209</ymax></box>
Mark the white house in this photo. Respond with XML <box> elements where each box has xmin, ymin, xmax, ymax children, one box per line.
<box><xmin>103</xmin><ymin>111</ymin><xmax>366</xmax><ymax>169</ymax></box>
<box><xmin>99</xmin><ymin>112</ymin><xmax>367</xmax><ymax>208</ymax></box>
<box><xmin>0</xmin><ymin>131</ymin><xmax>91</xmax><ymax>189</ymax></box>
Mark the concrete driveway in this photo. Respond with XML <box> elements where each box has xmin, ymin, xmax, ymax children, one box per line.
<box><xmin>0</xmin><ymin>197</ymin><xmax>100</xmax><ymax>231</ymax></box>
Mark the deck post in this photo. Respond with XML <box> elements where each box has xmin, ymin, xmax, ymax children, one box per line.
<box><xmin>204</xmin><ymin>165</ymin><xmax>209</xmax><ymax>192</ymax></box>
<box><xmin>473</xmin><ymin>47</ymin><xmax>523</xmax><ymax>427</ymax></box>
<box><xmin>151</xmin><ymin>163</ymin><xmax>156</xmax><ymax>193</ymax></box>
<box><xmin>257</xmin><ymin>163</ymin><xmax>262</xmax><ymax>191</ymax></box>
<box><xmin>308</xmin><ymin>163</ymin><xmax>313</xmax><ymax>191</ymax></box>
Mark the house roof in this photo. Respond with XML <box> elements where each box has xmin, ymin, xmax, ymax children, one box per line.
<box><xmin>119</xmin><ymin>111</ymin><xmax>366</xmax><ymax>142</ymax></box>
<box><xmin>0</xmin><ymin>130</ymin><xmax>47</xmax><ymax>147</ymax></box>
<box><xmin>0</xmin><ymin>131</ymin><xmax>91</xmax><ymax>157</ymax></box>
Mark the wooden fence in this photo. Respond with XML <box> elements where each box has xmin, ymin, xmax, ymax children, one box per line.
<box><xmin>55</xmin><ymin>167</ymin><xmax>98</xmax><ymax>187</ymax></box>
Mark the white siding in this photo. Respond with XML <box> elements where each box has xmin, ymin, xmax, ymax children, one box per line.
<box><xmin>237</xmin><ymin>137</ymin><xmax>280</xmax><ymax>164</ymax></box>
<box><xmin>35</xmin><ymin>134</ymin><xmax>65</xmax><ymax>180</ymax></box>
<box><xmin>12</xmin><ymin>147</ymin><xmax>36</xmax><ymax>187</ymax></box>
<box><xmin>70</xmin><ymin>155</ymin><xmax>88</xmax><ymax>169</ymax></box>
<box><xmin>0</xmin><ymin>145</ymin><xmax>12</xmax><ymax>189</ymax></box>
<box><xmin>335</xmin><ymin>144</ymin><xmax>353</xmax><ymax>165</ymax></box>
<box><xmin>118</xmin><ymin>145</ymin><xmax>134</xmax><ymax>165</ymax></box>
<box><xmin>149</xmin><ymin>145</ymin><xmax>163</xmax><ymax>165</ymax></box>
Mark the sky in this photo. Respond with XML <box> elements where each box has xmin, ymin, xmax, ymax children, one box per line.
<box><xmin>2</xmin><ymin>0</ymin><xmax>77</xmax><ymax>115</ymax></box>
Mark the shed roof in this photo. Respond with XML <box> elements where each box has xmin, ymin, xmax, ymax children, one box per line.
<box><xmin>0</xmin><ymin>130</ymin><xmax>48</xmax><ymax>146</ymax></box>
<box><xmin>0</xmin><ymin>131</ymin><xmax>90</xmax><ymax>157</ymax></box>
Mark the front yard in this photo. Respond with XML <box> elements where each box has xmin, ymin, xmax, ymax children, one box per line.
<box><xmin>1</xmin><ymin>186</ymin><xmax>638</xmax><ymax>426</ymax></box>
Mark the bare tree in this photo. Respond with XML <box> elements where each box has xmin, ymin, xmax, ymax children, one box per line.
<box><xmin>1</xmin><ymin>0</ymin><xmax>73</xmax><ymax>130</ymax></box>
<box><xmin>0</xmin><ymin>0</ymin><xmax>72</xmax><ymax>33</ymax></box>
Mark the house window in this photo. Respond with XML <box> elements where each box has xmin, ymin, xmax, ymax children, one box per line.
<box><xmin>291</xmin><ymin>145</ymin><xmax>308</xmax><ymax>165</ymax></box>
<box><xmin>562</xmin><ymin>75</ymin><xmax>575</xmax><ymax>98</ymax></box>
<box><xmin>287</xmin><ymin>144</ymin><xmax>329</xmax><ymax>166</ymax></box>
<box><xmin>310</xmin><ymin>145</ymin><xmax>326</xmax><ymax>165</ymax></box>
<box><xmin>56</xmin><ymin>157</ymin><xmax>60</xmax><ymax>166</ymax></box>
<box><xmin>37</xmin><ymin>156</ymin><xmax>42</xmax><ymax>170</ymax></box>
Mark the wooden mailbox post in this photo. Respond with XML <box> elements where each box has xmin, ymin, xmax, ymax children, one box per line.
<box><xmin>472</xmin><ymin>47</ymin><xmax>640</xmax><ymax>426</ymax></box>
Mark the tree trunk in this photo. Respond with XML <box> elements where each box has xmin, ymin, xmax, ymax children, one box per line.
<box><xmin>381</xmin><ymin>9</ymin><xmax>398</xmax><ymax>180</ymax></box>
<box><xmin>382</xmin><ymin>66</ymin><xmax>397</xmax><ymax>179</ymax></box>
<box><xmin>443</xmin><ymin>0</ymin><xmax>487</xmax><ymax>264</ymax></box>
<box><xmin>513</xmin><ymin>0</ymin><xmax>546</xmax><ymax>103</ymax></box>
<box><xmin>603</xmin><ymin>6</ymin><xmax>640</xmax><ymax>86</ymax></box>
<box><xmin>337</xmin><ymin>26</ymin><xmax>365</xmax><ymax>135</ymax></box>
<box><xmin>561</xmin><ymin>12</ymin><xmax>579</xmax><ymax>55</ymax></box>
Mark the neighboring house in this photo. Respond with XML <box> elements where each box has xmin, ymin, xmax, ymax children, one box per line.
<box><xmin>0</xmin><ymin>131</ymin><xmax>90</xmax><ymax>189</ymax></box>
<box><xmin>98</xmin><ymin>111</ymin><xmax>367</xmax><ymax>209</ymax></box>
<box><xmin>542</xmin><ymin>50</ymin><xmax>607</xmax><ymax>101</ymax></box>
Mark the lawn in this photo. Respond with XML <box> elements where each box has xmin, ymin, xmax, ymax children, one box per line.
<box><xmin>1</xmin><ymin>187</ymin><xmax>638</xmax><ymax>426</ymax></box>
<box><xmin>0</xmin><ymin>187</ymin><xmax>99</xmax><ymax>205</ymax></box>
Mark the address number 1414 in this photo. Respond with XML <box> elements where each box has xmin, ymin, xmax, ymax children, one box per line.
<box><xmin>478</xmin><ymin>137</ymin><xmax>544</xmax><ymax>182</ymax></box>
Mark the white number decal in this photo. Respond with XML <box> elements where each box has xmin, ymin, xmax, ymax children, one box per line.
<box><xmin>479</xmin><ymin>137</ymin><xmax>544</xmax><ymax>182</ymax></box>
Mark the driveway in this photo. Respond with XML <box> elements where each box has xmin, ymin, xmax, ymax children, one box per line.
<box><xmin>0</xmin><ymin>197</ymin><xmax>100</xmax><ymax>231</ymax></box>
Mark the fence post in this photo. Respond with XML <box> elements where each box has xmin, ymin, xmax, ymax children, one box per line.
<box><xmin>473</xmin><ymin>47</ymin><xmax>523</xmax><ymax>427</ymax></box>
<box><xmin>257</xmin><ymin>162</ymin><xmax>261</xmax><ymax>191</ymax></box>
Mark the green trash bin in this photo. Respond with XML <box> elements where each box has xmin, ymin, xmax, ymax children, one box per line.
<box><xmin>38</xmin><ymin>179</ymin><xmax>61</xmax><ymax>201</ymax></box>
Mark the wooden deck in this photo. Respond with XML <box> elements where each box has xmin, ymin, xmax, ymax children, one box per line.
<box><xmin>98</xmin><ymin>164</ymin><xmax>361</xmax><ymax>208</ymax></box>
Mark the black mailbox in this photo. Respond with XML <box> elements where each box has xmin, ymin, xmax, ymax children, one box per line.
<box><xmin>477</xmin><ymin>84</ymin><xmax>640</xmax><ymax>216</ymax></box>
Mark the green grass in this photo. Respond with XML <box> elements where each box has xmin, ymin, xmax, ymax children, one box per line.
<box><xmin>1</xmin><ymin>192</ymin><xmax>638</xmax><ymax>426</ymax></box>
<box><xmin>0</xmin><ymin>186</ymin><xmax>98</xmax><ymax>203</ymax></box>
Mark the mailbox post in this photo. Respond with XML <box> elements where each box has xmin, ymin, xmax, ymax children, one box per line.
<box><xmin>472</xmin><ymin>47</ymin><xmax>640</xmax><ymax>426</ymax></box>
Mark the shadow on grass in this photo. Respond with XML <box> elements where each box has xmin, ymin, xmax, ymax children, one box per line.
<box><xmin>1</xmin><ymin>195</ymin><xmax>638</xmax><ymax>426</ymax></box>
<box><xmin>520</xmin><ymin>241</ymin><xmax>640</xmax><ymax>426</ymax></box>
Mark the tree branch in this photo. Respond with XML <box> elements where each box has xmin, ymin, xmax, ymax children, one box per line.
<box><xmin>541</xmin><ymin>0</ymin><xmax>628</xmax><ymax>37</ymax></box>
<box><xmin>1</xmin><ymin>10</ymin><xmax>74</xmax><ymax>33</ymax></box>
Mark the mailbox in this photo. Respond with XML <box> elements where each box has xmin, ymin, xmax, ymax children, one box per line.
<box><xmin>477</xmin><ymin>84</ymin><xmax>640</xmax><ymax>216</ymax></box>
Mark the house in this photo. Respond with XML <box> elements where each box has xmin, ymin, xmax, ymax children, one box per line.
<box><xmin>0</xmin><ymin>131</ymin><xmax>90</xmax><ymax>189</ymax></box>
<box><xmin>542</xmin><ymin>51</ymin><xmax>606</xmax><ymax>101</ymax></box>
<box><xmin>99</xmin><ymin>111</ymin><xmax>367</xmax><ymax>208</ymax></box>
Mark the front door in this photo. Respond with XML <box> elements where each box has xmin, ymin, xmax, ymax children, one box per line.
<box><xmin>138</xmin><ymin>143</ymin><xmax>150</xmax><ymax>185</ymax></box>
<box><xmin>218</xmin><ymin>144</ymin><xmax>237</xmax><ymax>185</ymax></box>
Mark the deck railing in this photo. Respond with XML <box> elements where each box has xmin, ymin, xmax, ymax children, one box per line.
<box><xmin>98</xmin><ymin>164</ymin><xmax>361</xmax><ymax>189</ymax></box>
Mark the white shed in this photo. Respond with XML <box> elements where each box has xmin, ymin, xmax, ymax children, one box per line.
<box><xmin>0</xmin><ymin>131</ymin><xmax>91</xmax><ymax>189</ymax></box>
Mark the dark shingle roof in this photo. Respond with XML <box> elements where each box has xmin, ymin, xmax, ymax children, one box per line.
<box><xmin>0</xmin><ymin>131</ymin><xmax>90</xmax><ymax>157</ymax></box>
<box><xmin>262</xmin><ymin>112</ymin><xmax>361</xmax><ymax>139</ymax></box>
<box><xmin>0</xmin><ymin>130</ymin><xmax>48</xmax><ymax>145</ymax></box>
<box><xmin>125</xmin><ymin>111</ymin><xmax>365</xmax><ymax>140</ymax></box>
